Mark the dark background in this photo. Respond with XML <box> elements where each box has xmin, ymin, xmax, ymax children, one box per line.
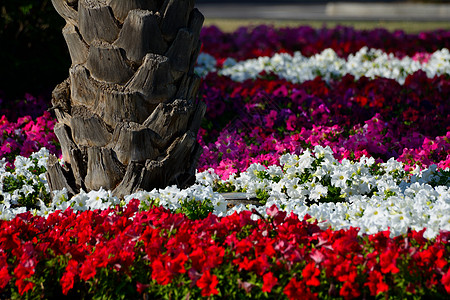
<box><xmin>0</xmin><ymin>0</ymin><xmax>69</xmax><ymax>103</ymax></box>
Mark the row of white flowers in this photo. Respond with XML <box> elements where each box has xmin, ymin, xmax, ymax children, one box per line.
<box><xmin>197</xmin><ymin>145</ymin><xmax>450</xmax><ymax>239</ymax></box>
<box><xmin>195</xmin><ymin>47</ymin><xmax>450</xmax><ymax>84</ymax></box>
<box><xmin>0</xmin><ymin>149</ymin><xmax>227</xmax><ymax>220</ymax></box>
<box><xmin>1</xmin><ymin>147</ymin><xmax>449</xmax><ymax>239</ymax></box>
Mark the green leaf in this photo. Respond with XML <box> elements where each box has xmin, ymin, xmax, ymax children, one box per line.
<box><xmin>19</xmin><ymin>4</ymin><xmax>33</xmax><ymax>15</ymax></box>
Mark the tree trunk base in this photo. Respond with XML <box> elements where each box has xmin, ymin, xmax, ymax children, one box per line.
<box><xmin>48</xmin><ymin>0</ymin><xmax>205</xmax><ymax>199</ymax></box>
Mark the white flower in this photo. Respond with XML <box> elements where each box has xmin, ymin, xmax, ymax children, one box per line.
<box><xmin>19</xmin><ymin>184</ymin><xmax>35</xmax><ymax>197</ymax></box>
<box><xmin>196</xmin><ymin>169</ymin><xmax>220</xmax><ymax>186</ymax></box>
<box><xmin>331</xmin><ymin>169</ymin><xmax>350</xmax><ymax>189</ymax></box>
<box><xmin>31</xmin><ymin>148</ymin><xmax>50</xmax><ymax>168</ymax></box>
<box><xmin>69</xmin><ymin>190</ymin><xmax>90</xmax><ymax>211</ymax></box>
<box><xmin>0</xmin><ymin>204</ymin><xmax>13</xmax><ymax>220</ymax></box>
<box><xmin>14</xmin><ymin>156</ymin><xmax>33</xmax><ymax>172</ymax></box>
<box><xmin>308</xmin><ymin>182</ymin><xmax>328</xmax><ymax>201</ymax></box>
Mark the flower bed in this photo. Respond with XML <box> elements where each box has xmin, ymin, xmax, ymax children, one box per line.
<box><xmin>200</xmin><ymin>25</ymin><xmax>450</xmax><ymax>61</ymax></box>
<box><xmin>0</xmin><ymin>25</ymin><xmax>449</xmax><ymax>298</ymax></box>
<box><xmin>0</xmin><ymin>202</ymin><xmax>449</xmax><ymax>299</ymax></box>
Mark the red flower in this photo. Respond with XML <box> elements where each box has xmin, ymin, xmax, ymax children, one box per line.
<box><xmin>0</xmin><ymin>267</ymin><xmax>11</xmax><ymax>289</ymax></box>
<box><xmin>196</xmin><ymin>270</ymin><xmax>219</xmax><ymax>297</ymax></box>
<box><xmin>60</xmin><ymin>260</ymin><xmax>79</xmax><ymax>295</ymax></box>
<box><xmin>442</xmin><ymin>268</ymin><xmax>450</xmax><ymax>294</ymax></box>
<box><xmin>80</xmin><ymin>260</ymin><xmax>97</xmax><ymax>281</ymax></box>
<box><xmin>237</xmin><ymin>256</ymin><xmax>255</xmax><ymax>271</ymax></box>
<box><xmin>339</xmin><ymin>281</ymin><xmax>361</xmax><ymax>299</ymax></box>
<box><xmin>284</xmin><ymin>277</ymin><xmax>302</xmax><ymax>300</ymax></box>
<box><xmin>284</xmin><ymin>277</ymin><xmax>317</xmax><ymax>300</ymax></box>
<box><xmin>234</xmin><ymin>239</ymin><xmax>253</xmax><ymax>255</ymax></box>
<box><xmin>190</xmin><ymin>248</ymin><xmax>206</xmax><ymax>271</ymax></box>
<box><xmin>333</xmin><ymin>261</ymin><xmax>357</xmax><ymax>283</ymax></box>
<box><xmin>0</xmin><ymin>227</ymin><xmax>21</xmax><ymax>250</ymax></box>
<box><xmin>254</xmin><ymin>254</ymin><xmax>271</xmax><ymax>276</ymax></box>
<box><xmin>151</xmin><ymin>259</ymin><xmax>172</xmax><ymax>285</ymax></box>
<box><xmin>302</xmin><ymin>262</ymin><xmax>320</xmax><ymax>287</ymax></box>
<box><xmin>364</xmin><ymin>270</ymin><xmax>389</xmax><ymax>296</ymax></box>
<box><xmin>379</xmin><ymin>248</ymin><xmax>400</xmax><ymax>274</ymax></box>
<box><xmin>167</xmin><ymin>252</ymin><xmax>188</xmax><ymax>275</ymax></box>
<box><xmin>14</xmin><ymin>264</ymin><xmax>35</xmax><ymax>295</ymax></box>
<box><xmin>262</xmin><ymin>272</ymin><xmax>278</xmax><ymax>293</ymax></box>
<box><xmin>434</xmin><ymin>248</ymin><xmax>447</xmax><ymax>270</ymax></box>
<box><xmin>204</xmin><ymin>245</ymin><xmax>225</xmax><ymax>270</ymax></box>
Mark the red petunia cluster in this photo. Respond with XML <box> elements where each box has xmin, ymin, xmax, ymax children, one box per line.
<box><xmin>0</xmin><ymin>201</ymin><xmax>448</xmax><ymax>298</ymax></box>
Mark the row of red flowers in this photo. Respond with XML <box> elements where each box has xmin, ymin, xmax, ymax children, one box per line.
<box><xmin>200</xmin><ymin>25</ymin><xmax>450</xmax><ymax>61</ymax></box>
<box><xmin>200</xmin><ymin>70</ymin><xmax>450</xmax><ymax>141</ymax></box>
<box><xmin>0</xmin><ymin>200</ymin><xmax>449</xmax><ymax>299</ymax></box>
<box><xmin>197</xmin><ymin>71</ymin><xmax>450</xmax><ymax>177</ymax></box>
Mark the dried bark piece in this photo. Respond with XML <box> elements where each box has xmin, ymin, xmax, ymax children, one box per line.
<box><xmin>113</xmin><ymin>131</ymin><xmax>197</xmax><ymax>197</ymax></box>
<box><xmin>53</xmin><ymin>123</ymin><xmax>87</xmax><ymax>189</ymax></box>
<box><xmin>125</xmin><ymin>53</ymin><xmax>175</xmax><ymax>103</ymax></box>
<box><xmin>143</xmin><ymin>130</ymin><xmax>196</xmax><ymax>187</ymax></box>
<box><xmin>177</xmin><ymin>73</ymin><xmax>200</xmax><ymax>101</ymax></box>
<box><xmin>96</xmin><ymin>89</ymin><xmax>154</xmax><ymax>127</ymax></box>
<box><xmin>63</xmin><ymin>23</ymin><xmax>89</xmax><ymax>66</ymax></box>
<box><xmin>107</xmin><ymin>0</ymin><xmax>157</xmax><ymax>22</ymax></box>
<box><xmin>70</xmin><ymin>64</ymin><xmax>100</xmax><ymax>109</ymax></box>
<box><xmin>51</xmin><ymin>0</ymin><xmax>78</xmax><ymax>26</ymax></box>
<box><xmin>109</xmin><ymin>122</ymin><xmax>162</xmax><ymax>165</ymax></box>
<box><xmin>54</xmin><ymin>123</ymin><xmax>77</xmax><ymax>163</ymax></box>
<box><xmin>70</xmin><ymin>105</ymin><xmax>112</xmax><ymax>147</ymax></box>
<box><xmin>85</xmin><ymin>147</ymin><xmax>124</xmax><ymax>191</ymax></box>
<box><xmin>186</xmin><ymin>73</ymin><xmax>201</xmax><ymax>100</ymax></box>
<box><xmin>78</xmin><ymin>0</ymin><xmax>120</xmax><ymax>44</ymax></box>
<box><xmin>52</xmin><ymin>77</ymin><xmax>71</xmax><ymax>112</ymax></box>
<box><xmin>189</xmin><ymin>99</ymin><xmax>206</xmax><ymax>134</ymax></box>
<box><xmin>189</xmin><ymin>40</ymin><xmax>202</xmax><ymax>74</ymax></box>
<box><xmin>160</xmin><ymin>0</ymin><xmax>194</xmax><ymax>42</ymax></box>
<box><xmin>70</xmin><ymin>65</ymin><xmax>155</xmax><ymax>126</ymax></box>
<box><xmin>112</xmin><ymin>161</ymin><xmax>145</xmax><ymax>198</ymax></box>
<box><xmin>86</xmin><ymin>42</ymin><xmax>134</xmax><ymax>84</ymax></box>
<box><xmin>114</xmin><ymin>10</ymin><xmax>167</xmax><ymax>63</ymax></box>
<box><xmin>46</xmin><ymin>155</ymin><xmax>77</xmax><ymax>196</ymax></box>
<box><xmin>143</xmin><ymin>99</ymin><xmax>194</xmax><ymax>141</ymax></box>
<box><xmin>188</xmin><ymin>8</ymin><xmax>204</xmax><ymax>53</ymax></box>
<box><xmin>165</xmin><ymin>28</ymin><xmax>193</xmax><ymax>75</ymax></box>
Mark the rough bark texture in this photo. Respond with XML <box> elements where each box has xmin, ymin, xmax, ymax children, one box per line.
<box><xmin>48</xmin><ymin>0</ymin><xmax>205</xmax><ymax>198</ymax></box>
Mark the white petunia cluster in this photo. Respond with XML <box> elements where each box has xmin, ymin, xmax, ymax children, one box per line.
<box><xmin>0</xmin><ymin>148</ymin><xmax>51</xmax><ymax>219</ymax></box>
<box><xmin>199</xmin><ymin>145</ymin><xmax>450</xmax><ymax>239</ymax></box>
<box><xmin>1</xmin><ymin>148</ymin><xmax>449</xmax><ymax>239</ymax></box>
<box><xmin>0</xmin><ymin>150</ymin><xmax>227</xmax><ymax>220</ymax></box>
<box><xmin>124</xmin><ymin>184</ymin><xmax>227</xmax><ymax>216</ymax></box>
<box><xmin>195</xmin><ymin>47</ymin><xmax>450</xmax><ymax>85</ymax></box>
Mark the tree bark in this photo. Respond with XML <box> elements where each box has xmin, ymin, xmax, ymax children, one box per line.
<box><xmin>47</xmin><ymin>0</ymin><xmax>206</xmax><ymax>198</ymax></box>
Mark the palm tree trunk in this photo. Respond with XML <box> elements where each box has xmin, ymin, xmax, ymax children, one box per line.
<box><xmin>46</xmin><ymin>0</ymin><xmax>206</xmax><ymax>198</ymax></box>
